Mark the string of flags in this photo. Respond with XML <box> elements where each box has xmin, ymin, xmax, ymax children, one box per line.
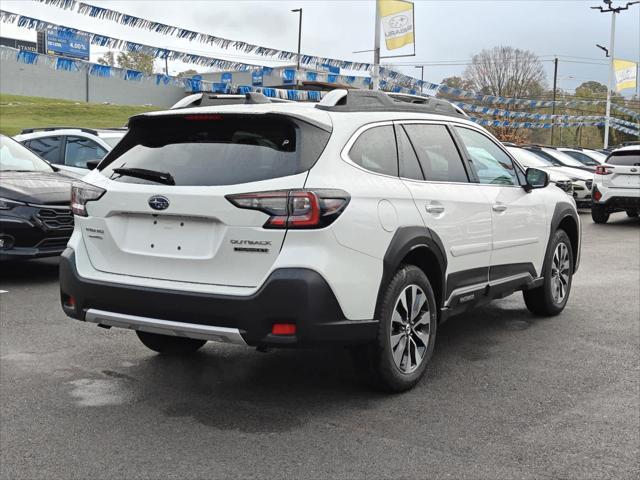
<box><xmin>33</xmin><ymin>0</ymin><xmax>374</xmax><ymax>72</ymax></box>
<box><xmin>5</xmin><ymin>6</ymin><xmax>639</xmax><ymax>121</ymax></box>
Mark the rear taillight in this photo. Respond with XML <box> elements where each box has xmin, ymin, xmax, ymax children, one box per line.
<box><xmin>226</xmin><ymin>189</ymin><xmax>350</xmax><ymax>229</ymax></box>
<box><xmin>595</xmin><ymin>165</ymin><xmax>613</xmax><ymax>175</ymax></box>
<box><xmin>71</xmin><ymin>183</ymin><xmax>106</xmax><ymax>217</ymax></box>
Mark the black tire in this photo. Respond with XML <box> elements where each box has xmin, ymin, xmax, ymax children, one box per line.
<box><xmin>136</xmin><ymin>331</ymin><xmax>206</xmax><ymax>354</ymax></box>
<box><xmin>591</xmin><ymin>206</ymin><xmax>609</xmax><ymax>224</ymax></box>
<box><xmin>351</xmin><ymin>265</ymin><xmax>438</xmax><ymax>393</ymax></box>
<box><xmin>626</xmin><ymin>210</ymin><xmax>639</xmax><ymax>218</ymax></box>
<box><xmin>523</xmin><ymin>229</ymin><xmax>573</xmax><ymax>317</ymax></box>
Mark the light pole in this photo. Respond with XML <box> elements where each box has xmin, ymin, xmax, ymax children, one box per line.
<box><xmin>415</xmin><ymin>65</ymin><xmax>424</xmax><ymax>94</ymax></box>
<box><xmin>291</xmin><ymin>8</ymin><xmax>302</xmax><ymax>83</ymax></box>
<box><xmin>591</xmin><ymin>0</ymin><xmax>639</xmax><ymax>148</ymax></box>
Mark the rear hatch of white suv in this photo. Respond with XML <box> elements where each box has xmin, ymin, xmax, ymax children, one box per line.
<box><xmin>79</xmin><ymin>110</ymin><xmax>332</xmax><ymax>288</ymax></box>
<box><xmin>599</xmin><ymin>148</ymin><xmax>640</xmax><ymax>189</ymax></box>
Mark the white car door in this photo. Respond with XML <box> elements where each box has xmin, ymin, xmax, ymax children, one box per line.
<box><xmin>396</xmin><ymin>121</ymin><xmax>493</xmax><ymax>305</ymax></box>
<box><xmin>453</xmin><ymin>126</ymin><xmax>548</xmax><ymax>279</ymax></box>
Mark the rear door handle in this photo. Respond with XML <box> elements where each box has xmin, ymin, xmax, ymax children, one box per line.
<box><xmin>492</xmin><ymin>203</ymin><xmax>507</xmax><ymax>212</ymax></box>
<box><xmin>425</xmin><ymin>204</ymin><xmax>445</xmax><ymax>214</ymax></box>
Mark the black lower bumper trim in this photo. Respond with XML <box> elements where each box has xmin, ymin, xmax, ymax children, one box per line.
<box><xmin>59</xmin><ymin>249</ymin><xmax>377</xmax><ymax>347</ymax></box>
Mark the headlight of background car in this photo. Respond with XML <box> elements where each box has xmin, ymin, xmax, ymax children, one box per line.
<box><xmin>71</xmin><ymin>183</ymin><xmax>106</xmax><ymax>217</ymax></box>
<box><xmin>0</xmin><ymin>197</ymin><xmax>27</xmax><ymax>210</ymax></box>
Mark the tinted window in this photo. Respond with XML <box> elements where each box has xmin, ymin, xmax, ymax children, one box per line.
<box><xmin>25</xmin><ymin>136</ymin><xmax>62</xmax><ymax>163</ymax></box>
<box><xmin>397</xmin><ymin>126</ymin><xmax>424</xmax><ymax>180</ymax></box>
<box><xmin>349</xmin><ymin>125</ymin><xmax>398</xmax><ymax>176</ymax></box>
<box><xmin>403</xmin><ymin>124</ymin><xmax>468</xmax><ymax>182</ymax></box>
<box><xmin>606</xmin><ymin>151</ymin><xmax>640</xmax><ymax>166</ymax></box>
<box><xmin>526</xmin><ymin>148</ymin><xmax>563</xmax><ymax>167</ymax></box>
<box><xmin>101</xmin><ymin>114</ymin><xmax>330</xmax><ymax>186</ymax></box>
<box><xmin>455</xmin><ymin>127</ymin><xmax>518</xmax><ymax>186</ymax></box>
<box><xmin>65</xmin><ymin>136</ymin><xmax>108</xmax><ymax>168</ymax></box>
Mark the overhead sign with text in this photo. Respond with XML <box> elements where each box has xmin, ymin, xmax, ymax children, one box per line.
<box><xmin>45</xmin><ymin>27</ymin><xmax>90</xmax><ymax>60</ymax></box>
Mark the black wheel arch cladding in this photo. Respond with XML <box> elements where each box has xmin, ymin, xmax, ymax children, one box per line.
<box><xmin>377</xmin><ymin>226</ymin><xmax>447</xmax><ymax>312</ymax></box>
<box><xmin>546</xmin><ymin>202</ymin><xmax>581</xmax><ymax>275</ymax></box>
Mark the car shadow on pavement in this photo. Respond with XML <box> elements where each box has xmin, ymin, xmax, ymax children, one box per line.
<box><xmin>0</xmin><ymin>258</ymin><xmax>60</xmax><ymax>286</ymax></box>
<box><xmin>97</xmin><ymin>299</ymin><xmax>541</xmax><ymax>433</ymax></box>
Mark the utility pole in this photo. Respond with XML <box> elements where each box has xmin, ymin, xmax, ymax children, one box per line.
<box><xmin>165</xmin><ymin>57</ymin><xmax>169</xmax><ymax>75</ymax></box>
<box><xmin>591</xmin><ymin>1</ymin><xmax>639</xmax><ymax>149</ymax></box>
<box><xmin>291</xmin><ymin>8</ymin><xmax>302</xmax><ymax>85</ymax></box>
<box><xmin>551</xmin><ymin>57</ymin><xmax>558</xmax><ymax>145</ymax></box>
<box><xmin>372</xmin><ymin>1</ymin><xmax>380</xmax><ymax>91</ymax></box>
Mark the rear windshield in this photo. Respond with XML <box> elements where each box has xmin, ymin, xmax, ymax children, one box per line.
<box><xmin>99</xmin><ymin>114</ymin><xmax>330</xmax><ymax>186</ymax></box>
<box><xmin>606</xmin><ymin>151</ymin><xmax>640</xmax><ymax>166</ymax></box>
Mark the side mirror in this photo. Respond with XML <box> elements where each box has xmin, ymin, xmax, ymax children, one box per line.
<box><xmin>525</xmin><ymin>167</ymin><xmax>549</xmax><ymax>192</ymax></box>
<box><xmin>86</xmin><ymin>160</ymin><xmax>100</xmax><ymax>170</ymax></box>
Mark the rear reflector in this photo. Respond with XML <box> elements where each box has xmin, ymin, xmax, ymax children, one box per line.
<box><xmin>271</xmin><ymin>323</ymin><xmax>296</xmax><ymax>335</ymax></box>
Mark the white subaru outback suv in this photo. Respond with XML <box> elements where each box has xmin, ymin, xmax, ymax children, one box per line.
<box><xmin>60</xmin><ymin>90</ymin><xmax>581</xmax><ymax>392</ymax></box>
<box><xmin>591</xmin><ymin>145</ymin><xmax>640</xmax><ymax>223</ymax></box>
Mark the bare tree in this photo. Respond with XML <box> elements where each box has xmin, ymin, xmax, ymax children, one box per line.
<box><xmin>463</xmin><ymin>46</ymin><xmax>547</xmax><ymax>98</ymax></box>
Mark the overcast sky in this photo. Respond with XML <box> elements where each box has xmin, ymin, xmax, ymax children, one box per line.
<box><xmin>1</xmin><ymin>0</ymin><xmax>639</xmax><ymax>96</ymax></box>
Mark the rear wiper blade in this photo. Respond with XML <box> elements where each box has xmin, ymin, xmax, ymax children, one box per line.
<box><xmin>111</xmin><ymin>167</ymin><xmax>175</xmax><ymax>185</ymax></box>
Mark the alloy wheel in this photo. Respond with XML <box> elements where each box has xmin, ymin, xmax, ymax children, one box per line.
<box><xmin>390</xmin><ymin>284</ymin><xmax>431</xmax><ymax>374</ymax></box>
<box><xmin>551</xmin><ymin>242</ymin><xmax>571</xmax><ymax>304</ymax></box>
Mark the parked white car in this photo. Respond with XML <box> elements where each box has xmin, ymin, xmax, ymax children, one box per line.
<box><xmin>59</xmin><ymin>90</ymin><xmax>581</xmax><ymax>392</ymax></box>
<box><xmin>506</xmin><ymin>146</ymin><xmax>573</xmax><ymax>196</ymax></box>
<box><xmin>517</xmin><ymin>147</ymin><xmax>594</xmax><ymax>207</ymax></box>
<box><xmin>14</xmin><ymin>127</ymin><xmax>126</xmax><ymax>177</ymax></box>
<box><xmin>591</xmin><ymin>145</ymin><xmax>640</xmax><ymax>223</ymax></box>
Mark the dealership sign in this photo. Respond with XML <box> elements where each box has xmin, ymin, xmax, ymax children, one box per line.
<box><xmin>45</xmin><ymin>26</ymin><xmax>89</xmax><ymax>60</ymax></box>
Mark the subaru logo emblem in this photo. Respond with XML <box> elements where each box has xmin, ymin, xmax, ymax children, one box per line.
<box><xmin>148</xmin><ymin>195</ymin><xmax>170</xmax><ymax>211</ymax></box>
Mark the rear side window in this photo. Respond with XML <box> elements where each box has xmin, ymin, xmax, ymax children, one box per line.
<box><xmin>100</xmin><ymin>114</ymin><xmax>330</xmax><ymax>186</ymax></box>
<box><xmin>25</xmin><ymin>136</ymin><xmax>62</xmax><ymax>163</ymax></box>
<box><xmin>348</xmin><ymin>125</ymin><xmax>398</xmax><ymax>176</ymax></box>
<box><xmin>397</xmin><ymin>126</ymin><xmax>424</xmax><ymax>180</ymax></box>
<box><xmin>403</xmin><ymin>124</ymin><xmax>468</xmax><ymax>183</ymax></box>
<box><xmin>65</xmin><ymin>136</ymin><xmax>108</xmax><ymax>168</ymax></box>
<box><xmin>607</xmin><ymin>151</ymin><xmax>640</xmax><ymax>166</ymax></box>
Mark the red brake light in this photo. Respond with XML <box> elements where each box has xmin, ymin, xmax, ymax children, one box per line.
<box><xmin>226</xmin><ymin>189</ymin><xmax>350</xmax><ymax>229</ymax></box>
<box><xmin>595</xmin><ymin>165</ymin><xmax>613</xmax><ymax>175</ymax></box>
<box><xmin>183</xmin><ymin>114</ymin><xmax>223</xmax><ymax>121</ymax></box>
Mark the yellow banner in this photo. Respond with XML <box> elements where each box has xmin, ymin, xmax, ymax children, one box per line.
<box><xmin>378</xmin><ymin>0</ymin><xmax>414</xmax><ymax>50</ymax></box>
<box><xmin>614</xmin><ymin>59</ymin><xmax>637</xmax><ymax>92</ymax></box>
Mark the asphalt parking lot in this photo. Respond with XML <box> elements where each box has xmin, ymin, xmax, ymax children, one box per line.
<box><xmin>0</xmin><ymin>211</ymin><xmax>638</xmax><ymax>480</ymax></box>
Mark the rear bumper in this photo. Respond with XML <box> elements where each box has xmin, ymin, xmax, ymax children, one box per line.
<box><xmin>59</xmin><ymin>249</ymin><xmax>378</xmax><ymax>347</ymax></box>
<box><xmin>593</xmin><ymin>186</ymin><xmax>640</xmax><ymax>211</ymax></box>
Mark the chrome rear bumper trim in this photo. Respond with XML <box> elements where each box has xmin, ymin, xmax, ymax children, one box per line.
<box><xmin>85</xmin><ymin>309</ymin><xmax>247</xmax><ymax>345</ymax></box>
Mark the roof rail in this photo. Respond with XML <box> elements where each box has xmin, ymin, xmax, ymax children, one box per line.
<box><xmin>170</xmin><ymin>92</ymin><xmax>292</xmax><ymax>109</ymax></box>
<box><xmin>315</xmin><ymin>89</ymin><xmax>464</xmax><ymax>117</ymax></box>
<box><xmin>21</xmin><ymin>127</ymin><xmax>99</xmax><ymax>135</ymax></box>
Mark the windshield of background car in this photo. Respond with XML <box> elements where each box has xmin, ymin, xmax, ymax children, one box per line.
<box><xmin>606</xmin><ymin>150</ymin><xmax>640</xmax><ymax>166</ymax></box>
<box><xmin>100</xmin><ymin>134</ymin><xmax>126</xmax><ymax>148</ymax></box>
<box><xmin>543</xmin><ymin>149</ymin><xmax>586</xmax><ymax>168</ymax></box>
<box><xmin>100</xmin><ymin>114</ymin><xmax>330</xmax><ymax>186</ymax></box>
<box><xmin>507</xmin><ymin>147</ymin><xmax>551</xmax><ymax>168</ymax></box>
<box><xmin>0</xmin><ymin>136</ymin><xmax>54</xmax><ymax>172</ymax></box>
